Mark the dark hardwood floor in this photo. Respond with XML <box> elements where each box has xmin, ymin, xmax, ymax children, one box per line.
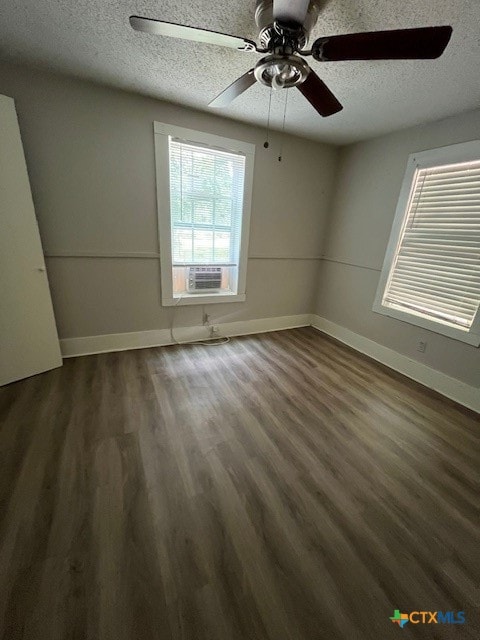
<box><xmin>0</xmin><ymin>327</ymin><xmax>479</xmax><ymax>640</ymax></box>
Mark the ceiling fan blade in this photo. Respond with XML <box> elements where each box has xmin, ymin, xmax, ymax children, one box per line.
<box><xmin>312</xmin><ymin>26</ymin><xmax>452</xmax><ymax>61</ymax></box>
<box><xmin>273</xmin><ymin>0</ymin><xmax>310</xmax><ymax>25</ymax></box>
<box><xmin>129</xmin><ymin>16</ymin><xmax>257</xmax><ymax>51</ymax></box>
<box><xmin>209</xmin><ymin>70</ymin><xmax>257</xmax><ymax>108</ymax></box>
<box><xmin>297</xmin><ymin>70</ymin><xmax>343</xmax><ymax>117</ymax></box>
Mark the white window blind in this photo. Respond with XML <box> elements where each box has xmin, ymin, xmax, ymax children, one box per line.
<box><xmin>168</xmin><ymin>138</ymin><xmax>245</xmax><ymax>266</ymax></box>
<box><xmin>382</xmin><ymin>159</ymin><xmax>480</xmax><ymax>329</ymax></box>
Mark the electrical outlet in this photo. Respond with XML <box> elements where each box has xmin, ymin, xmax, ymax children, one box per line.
<box><xmin>208</xmin><ymin>325</ymin><xmax>220</xmax><ymax>339</ymax></box>
<box><xmin>417</xmin><ymin>340</ymin><xmax>427</xmax><ymax>353</ymax></box>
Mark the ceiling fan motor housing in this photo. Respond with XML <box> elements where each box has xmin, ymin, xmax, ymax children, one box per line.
<box><xmin>254</xmin><ymin>1</ymin><xmax>321</xmax><ymax>90</ymax></box>
<box><xmin>255</xmin><ymin>0</ymin><xmax>321</xmax><ymax>50</ymax></box>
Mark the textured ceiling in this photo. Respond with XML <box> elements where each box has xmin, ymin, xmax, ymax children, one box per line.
<box><xmin>1</xmin><ymin>0</ymin><xmax>480</xmax><ymax>144</ymax></box>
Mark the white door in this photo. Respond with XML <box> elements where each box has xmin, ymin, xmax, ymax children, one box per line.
<box><xmin>0</xmin><ymin>94</ymin><xmax>62</xmax><ymax>386</ymax></box>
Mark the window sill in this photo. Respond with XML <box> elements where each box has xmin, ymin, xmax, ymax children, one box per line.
<box><xmin>163</xmin><ymin>292</ymin><xmax>246</xmax><ymax>307</ymax></box>
<box><xmin>372</xmin><ymin>302</ymin><xmax>480</xmax><ymax>347</ymax></box>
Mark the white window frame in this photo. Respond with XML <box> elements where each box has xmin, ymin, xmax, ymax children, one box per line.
<box><xmin>154</xmin><ymin>121</ymin><xmax>255</xmax><ymax>306</ymax></box>
<box><xmin>373</xmin><ymin>141</ymin><xmax>480</xmax><ymax>347</ymax></box>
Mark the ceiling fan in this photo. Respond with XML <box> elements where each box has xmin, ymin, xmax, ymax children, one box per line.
<box><xmin>129</xmin><ymin>0</ymin><xmax>452</xmax><ymax>117</ymax></box>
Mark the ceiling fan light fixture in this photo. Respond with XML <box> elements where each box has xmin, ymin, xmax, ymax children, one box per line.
<box><xmin>254</xmin><ymin>54</ymin><xmax>310</xmax><ymax>88</ymax></box>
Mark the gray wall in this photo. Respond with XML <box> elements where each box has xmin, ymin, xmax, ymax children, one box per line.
<box><xmin>0</xmin><ymin>61</ymin><xmax>338</xmax><ymax>338</ymax></box>
<box><xmin>3</xmin><ymin>60</ymin><xmax>477</xmax><ymax>388</ymax></box>
<box><xmin>316</xmin><ymin>109</ymin><xmax>480</xmax><ymax>387</ymax></box>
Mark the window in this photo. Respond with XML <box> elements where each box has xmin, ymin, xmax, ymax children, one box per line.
<box><xmin>154</xmin><ymin>122</ymin><xmax>254</xmax><ymax>306</ymax></box>
<box><xmin>373</xmin><ymin>141</ymin><xmax>480</xmax><ymax>346</ymax></box>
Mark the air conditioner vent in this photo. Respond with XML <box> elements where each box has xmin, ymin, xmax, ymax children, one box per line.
<box><xmin>187</xmin><ymin>266</ymin><xmax>223</xmax><ymax>293</ymax></box>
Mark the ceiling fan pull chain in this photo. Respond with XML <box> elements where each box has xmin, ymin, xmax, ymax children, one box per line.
<box><xmin>264</xmin><ymin>86</ymin><xmax>273</xmax><ymax>149</ymax></box>
<box><xmin>278</xmin><ymin>88</ymin><xmax>289</xmax><ymax>162</ymax></box>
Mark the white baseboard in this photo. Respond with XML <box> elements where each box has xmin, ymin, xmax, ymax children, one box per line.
<box><xmin>60</xmin><ymin>313</ymin><xmax>478</xmax><ymax>414</ymax></box>
<box><xmin>311</xmin><ymin>315</ymin><xmax>480</xmax><ymax>415</ymax></box>
<box><xmin>60</xmin><ymin>314</ymin><xmax>312</xmax><ymax>358</ymax></box>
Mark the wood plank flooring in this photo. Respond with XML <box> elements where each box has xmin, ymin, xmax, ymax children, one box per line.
<box><xmin>0</xmin><ymin>327</ymin><xmax>479</xmax><ymax>640</ymax></box>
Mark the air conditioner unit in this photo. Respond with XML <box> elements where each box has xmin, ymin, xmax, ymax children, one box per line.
<box><xmin>187</xmin><ymin>266</ymin><xmax>222</xmax><ymax>293</ymax></box>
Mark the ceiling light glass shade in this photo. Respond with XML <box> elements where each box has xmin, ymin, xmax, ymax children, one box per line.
<box><xmin>271</xmin><ymin>74</ymin><xmax>285</xmax><ymax>90</ymax></box>
<box><xmin>254</xmin><ymin>55</ymin><xmax>310</xmax><ymax>88</ymax></box>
